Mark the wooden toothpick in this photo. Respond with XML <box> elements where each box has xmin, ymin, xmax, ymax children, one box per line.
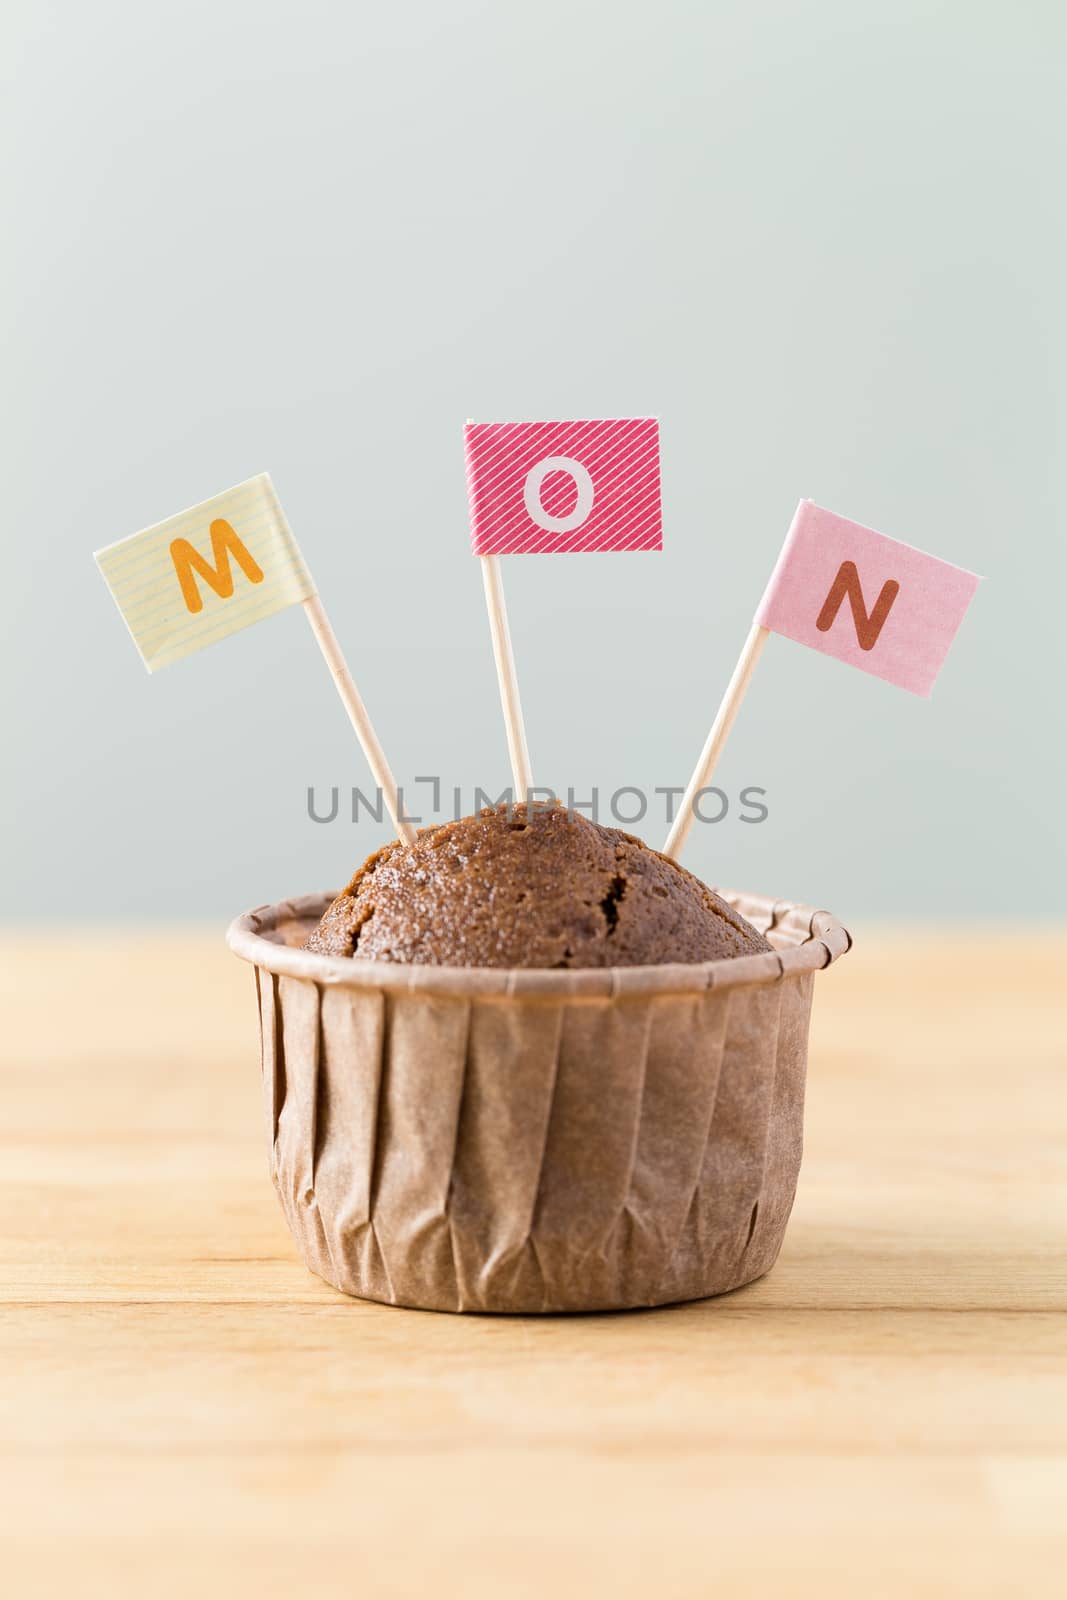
<box><xmin>663</xmin><ymin>621</ymin><xmax>769</xmax><ymax>860</ymax></box>
<box><xmin>479</xmin><ymin>552</ymin><xmax>533</xmax><ymax>800</ymax></box>
<box><xmin>302</xmin><ymin>593</ymin><xmax>417</xmax><ymax>844</ymax></box>
<box><xmin>467</xmin><ymin>419</ymin><xmax>533</xmax><ymax>801</ymax></box>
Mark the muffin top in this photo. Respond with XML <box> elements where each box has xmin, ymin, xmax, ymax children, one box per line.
<box><xmin>304</xmin><ymin>802</ymin><xmax>770</xmax><ymax>969</ymax></box>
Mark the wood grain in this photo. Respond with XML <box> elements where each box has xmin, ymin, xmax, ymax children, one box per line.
<box><xmin>1</xmin><ymin>927</ymin><xmax>1065</xmax><ymax>1597</ymax></box>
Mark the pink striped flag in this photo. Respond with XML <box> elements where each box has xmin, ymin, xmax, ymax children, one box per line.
<box><xmin>464</xmin><ymin>418</ymin><xmax>662</xmax><ymax>555</ymax></box>
<box><xmin>756</xmin><ymin>500</ymin><xmax>981</xmax><ymax>697</ymax></box>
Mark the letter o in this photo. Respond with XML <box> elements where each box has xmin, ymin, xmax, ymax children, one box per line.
<box><xmin>610</xmin><ymin>786</ymin><xmax>647</xmax><ymax>825</ymax></box>
<box><xmin>523</xmin><ymin>455</ymin><xmax>595</xmax><ymax>534</ymax></box>
<box><xmin>691</xmin><ymin>787</ymin><xmax>729</xmax><ymax>824</ymax></box>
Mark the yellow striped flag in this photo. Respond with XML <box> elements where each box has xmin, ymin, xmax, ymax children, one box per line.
<box><xmin>95</xmin><ymin>473</ymin><xmax>315</xmax><ymax>671</ymax></box>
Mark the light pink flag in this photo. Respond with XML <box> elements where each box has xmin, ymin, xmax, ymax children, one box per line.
<box><xmin>465</xmin><ymin>418</ymin><xmax>662</xmax><ymax>556</ymax></box>
<box><xmin>755</xmin><ymin>500</ymin><xmax>981</xmax><ymax>697</ymax></box>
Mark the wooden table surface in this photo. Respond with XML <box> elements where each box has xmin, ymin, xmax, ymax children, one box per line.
<box><xmin>1</xmin><ymin>927</ymin><xmax>1064</xmax><ymax>1598</ymax></box>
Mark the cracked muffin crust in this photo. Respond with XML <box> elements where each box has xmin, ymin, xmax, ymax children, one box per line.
<box><xmin>303</xmin><ymin>802</ymin><xmax>771</xmax><ymax>968</ymax></box>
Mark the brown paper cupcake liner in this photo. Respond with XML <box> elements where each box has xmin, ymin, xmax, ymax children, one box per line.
<box><xmin>227</xmin><ymin>890</ymin><xmax>850</xmax><ymax>1313</ymax></box>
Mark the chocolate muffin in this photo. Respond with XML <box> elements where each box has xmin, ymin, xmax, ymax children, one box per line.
<box><xmin>305</xmin><ymin>802</ymin><xmax>770</xmax><ymax>968</ymax></box>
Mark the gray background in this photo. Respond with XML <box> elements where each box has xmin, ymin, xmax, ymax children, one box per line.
<box><xmin>3</xmin><ymin>0</ymin><xmax>1064</xmax><ymax>925</ymax></box>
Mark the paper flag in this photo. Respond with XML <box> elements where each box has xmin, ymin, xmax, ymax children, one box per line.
<box><xmin>95</xmin><ymin>473</ymin><xmax>315</xmax><ymax>672</ymax></box>
<box><xmin>464</xmin><ymin>418</ymin><xmax>662</xmax><ymax>555</ymax></box>
<box><xmin>755</xmin><ymin>500</ymin><xmax>980</xmax><ymax>697</ymax></box>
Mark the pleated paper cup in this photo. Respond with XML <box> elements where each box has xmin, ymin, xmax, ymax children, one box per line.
<box><xmin>227</xmin><ymin>890</ymin><xmax>850</xmax><ymax>1314</ymax></box>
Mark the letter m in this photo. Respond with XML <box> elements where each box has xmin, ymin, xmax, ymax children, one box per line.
<box><xmin>169</xmin><ymin>519</ymin><xmax>264</xmax><ymax>615</ymax></box>
<box><xmin>816</xmin><ymin>560</ymin><xmax>900</xmax><ymax>652</ymax></box>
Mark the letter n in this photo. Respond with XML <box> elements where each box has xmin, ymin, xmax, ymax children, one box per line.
<box><xmin>816</xmin><ymin>560</ymin><xmax>900</xmax><ymax>651</ymax></box>
<box><xmin>170</xmin><ymin>519</ymin><xmax>265</xmax><ymax>615</ymax></box>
